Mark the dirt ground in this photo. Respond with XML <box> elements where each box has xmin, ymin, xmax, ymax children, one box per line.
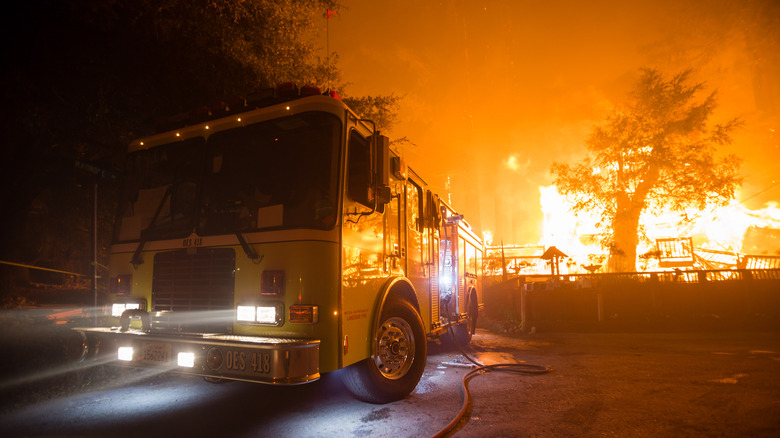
<box><xmin>1</xmin><ymin>310</ymin><xmax>779</xmax><ymax>437</ymax></box>
<box><xmin>451</xmin><ymin>329</ymin><xmax>780</xmax><ymax>437</ymax></box>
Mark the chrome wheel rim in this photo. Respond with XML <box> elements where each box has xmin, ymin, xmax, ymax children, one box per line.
<box><xmin>373</xmin><ymin>316</ymin><xmax>415</xmax><ymax>379</ymax></box>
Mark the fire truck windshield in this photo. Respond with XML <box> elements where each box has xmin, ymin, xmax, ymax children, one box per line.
<box><xmin>114</xmin><ymin>112</ymin><xmax>341</xmax><ymax>243</ymax></box>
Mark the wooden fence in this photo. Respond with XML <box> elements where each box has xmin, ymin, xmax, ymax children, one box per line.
<box><xmin>483</xmin><ymin>269</ymin><xmax>780</xmax><ymax>332</ymax></box>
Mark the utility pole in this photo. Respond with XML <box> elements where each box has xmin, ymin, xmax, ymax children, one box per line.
<box><xmin>74</xmin><ymin>159</ymin><xmax>116</xmax><ymax>326</ymax></box>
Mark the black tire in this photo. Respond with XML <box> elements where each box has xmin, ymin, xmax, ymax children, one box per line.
<box><xmin>342</xmin><ymin>297</ymin><xmax>427</xmax><ymax>404</ymax></box>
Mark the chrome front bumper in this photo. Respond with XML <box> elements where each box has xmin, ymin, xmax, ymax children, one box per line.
<box><xmin>75</xmin><ymin>327</ymin><xmax>320</xmax><ymax>385</ymax></box>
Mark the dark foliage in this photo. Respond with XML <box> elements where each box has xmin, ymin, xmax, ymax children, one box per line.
<box><xmin>0</xmin><ymin>0</ymin><xmax>341</xmax><ymax>295</ymax></box>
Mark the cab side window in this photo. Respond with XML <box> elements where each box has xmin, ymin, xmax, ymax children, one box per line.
<box><xmin>347</xmin><ymin>131</ymin><xmax>371</xmax><ymax>208</ymax></box>
<box><xmin>407</xmin><ymin>180</ymin><xmax>423</xmax><ymax>232</ymax></box>
<box><xmin>466</xmin><ymin>242</ymin><xmax>477</xmax><ymax>276</ymax></box>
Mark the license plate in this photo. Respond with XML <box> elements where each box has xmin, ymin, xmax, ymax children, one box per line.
<box><xmin>224</xmin><ymin>349</ymin><xmax>273</xmax><ymax>375</ymax></box>
<box><xmin>142</xmin><ymin>342</ymin><xmax>171</xmax><ymax>364</ymax></box>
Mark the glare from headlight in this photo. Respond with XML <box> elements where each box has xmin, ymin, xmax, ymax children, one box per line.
<box><xmin>111</xmin><ymin>302</ymin><xmax>141</xmax><ymax>317</ymax></box>
<box><xmin>112</xmin><ymin>303</ymin><xmax>125</xmax><ymax>317</ymax></box>
<box><xmin>237</xmin><ymin>305</ymin><xmax>256</xmax><ymax>322</ymax></box>
<box><xmin>237</xmin><ymin>304</ymin><xmax>279</xmax><ymax>324</ymax></box>
<box><xmin>178</xmin><ymin>352</ymin><xmax>195</xmax><ymax>368</ymax></box>
<box><xmin>118</xmin><ymin>346</ymin><xmax>134</xmax><ymax>361</ymax></box>
<box><xmin>256</xmin><ymin>306</ymin><xmax>276</xmax><ymax>324</ymax></box>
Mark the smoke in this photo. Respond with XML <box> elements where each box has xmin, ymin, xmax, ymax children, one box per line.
<box><xmin>331</xmin><ymin>0</ymin><xmax>780</xmax><ymax>244</ymax></box>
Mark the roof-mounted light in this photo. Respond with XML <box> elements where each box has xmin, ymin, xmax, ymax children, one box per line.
<box><xmin>300</xmin><ymin>85</ymin><xmax>321</xmax><ymax>96</ymax></box>
<box><xmin>190</xmin><ymin>105</ymin><xmax>210</xmax><ymax>119</ymax></box>
<box><xmin>208</xmin><ymin>100</ymin><xmax>227</xmax><ymax>114</ymax></box>
<box><xmin>246</xmin><ymin>88</ymin><xmax>275</xmax><ymax>107</ymax></box>
<box><xmin>225</xmin><ymin>95</ymin><xmax>245</xmax><ymax>110</ymax></box>
<box><xmin>276</xmin><ymin>82</ymin><xmax>299</xmax><ymax>98</ymax></box>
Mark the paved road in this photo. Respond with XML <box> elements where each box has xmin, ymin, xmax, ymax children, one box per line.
<box><xmin>2</xmin><ymin>329</ymin><xmax>779</xmax><ymax>437</ymax></box>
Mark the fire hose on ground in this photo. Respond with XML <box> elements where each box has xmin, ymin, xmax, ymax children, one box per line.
<box><xmin>432</xmin><ymin>302</ymin><xmax>552</xmax><ymax>438</ymax></box>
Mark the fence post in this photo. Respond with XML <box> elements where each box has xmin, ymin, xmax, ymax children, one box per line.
<box><xmin>521</xmin><ymin>287</ymin><xmax>528</xmax><ymax>331</ymax></box>
<box><xmin>517</xmin><ymin>276</ymin><xmax>527</xmax><ymax>332</ymax></box>
<box><xmin>596</xmin><ymin>291</ymin><xmax>603</xmax><ymax>323</ymax></box>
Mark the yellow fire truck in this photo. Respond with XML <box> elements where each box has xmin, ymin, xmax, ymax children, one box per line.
<box><xmin>76</xmin><ymin>83</ymin><xmax>484</xmax><ymax>403</ymax></box>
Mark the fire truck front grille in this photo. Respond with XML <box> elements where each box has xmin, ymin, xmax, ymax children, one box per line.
<box><xmin>151</xmin><ymin>248</ymin><xmax>236</xmax><ymax>332</ymax></box>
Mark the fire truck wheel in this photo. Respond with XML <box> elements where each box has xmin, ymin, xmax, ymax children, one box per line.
<box><xmin>342</xmin><ymin>297</ymin><xmax>427</xmax><ymax>404</ymax></box>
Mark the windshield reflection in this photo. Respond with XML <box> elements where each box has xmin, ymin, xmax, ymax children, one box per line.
<box><xmin>116</xmin><ymin>137</ymin><xmax>204</xmax><ymax>242</ymax></box>
<box><xmin>115</xmin><ymin>112</ymin><xmax>340</xmax><ymax>243</ymax></box>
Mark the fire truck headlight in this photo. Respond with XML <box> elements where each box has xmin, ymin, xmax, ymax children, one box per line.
<box><xmin>111</xmin><ymin>301</ymin><xmax>142</xmax><ymax>317</ymax></box>
<box><xmin>256</xmin><ymin>306</ymin><xmax>277</xmax><ymax>324</ymax></box>
<box><xmin>237</xmin><ymin>306</ymin><xmax>256</xmax><ymax>322</ymax></box>
<box><xmin>237</xmin><ymin>304</ymin><xmax>283</xmax><ymax>325</ymax></box>
<box><xmin>118</xmin><ymin>346</ymin><xmax>134</xmax><ymax>361</ymax></box>
<box><xmin>177</xmin><ymin>352</ymin><xmax>195</xmax><ymax>368</ymax></box>
<box><xmin>112</xmin><ymin>303</ymin><xmax>127</xmax><ymax>317</ymax></box>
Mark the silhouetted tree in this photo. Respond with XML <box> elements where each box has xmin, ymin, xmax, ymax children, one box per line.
<box><xmin>343</xmin><ymin>93</ymin><xmax>403</xmax><ymax>133</ymax></box>
<box><xmin>0</xmin><ymin>0</ymin><xmax>344</xmax><ymax>292</ymax></box>
<box><xmin>550</xmin><ymin>68</ymin><xmax>742</xmax><ymax>272</ymax></box>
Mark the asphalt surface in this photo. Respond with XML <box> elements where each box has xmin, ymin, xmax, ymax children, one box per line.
<box><xmin>2</xmin><ymin>328</ymin><xmax>779</xmax><ymax>437</ymax></box>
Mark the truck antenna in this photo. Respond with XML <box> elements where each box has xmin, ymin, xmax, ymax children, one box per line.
<box><xmin>325</xmin><ymin>8</ymin><xmax>336</xmax><ymax>92</ymax></box>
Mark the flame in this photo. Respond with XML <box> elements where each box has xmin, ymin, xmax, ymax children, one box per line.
<box><xmin>644</xmin><ymin>201</ymin><xmax>780</xmax><ymax>253</ymax></box>
<box><xmin>538</xmin><ymin>186</ymin><xmax>602</xmax><ymax>271</ymax></box>
<box><xmin>482</xmin><ymin>230</ymin><xmax>494</xmax><ymax>246</ymax></box>
<box><xmin>504</xmin><ymin>155</ymin><xmax>520</xmax><ymax>172</ymax></box>
<box><xmin>537</xmin><ymin>185</ymin><xmax>780</xmax><ymax>273</ymax></box>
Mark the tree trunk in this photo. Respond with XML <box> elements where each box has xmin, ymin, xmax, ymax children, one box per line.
<box><xmin>607</xmin><ymin>207</ymin><xmax>642</xmax><ymax>272</ymax></box>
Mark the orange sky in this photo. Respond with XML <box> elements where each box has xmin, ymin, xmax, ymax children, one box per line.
<box><xmin>327</xmin><ymin>0</ymin><xmax>780</xmax><ymax>244</ymax></box>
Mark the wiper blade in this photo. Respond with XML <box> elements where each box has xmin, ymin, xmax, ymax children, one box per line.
<box><xmin>236</xmin><ymin>231</ymin><xmax>263</xmax><ymax>264</ymax></box>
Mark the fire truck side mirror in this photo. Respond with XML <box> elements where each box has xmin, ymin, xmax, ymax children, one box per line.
<box><xmin>376</xmin><ymin>186</ymin><xmax>392</xmax><ymax>205</ymax></box>
<box><xmin>373</xmin><ymin>134</ymin><xmax>391</xmax><ymax>205</ymax></box>
<box><xmin>391</xmin><ymin>156</ymin><xmax>407</xmax><ymax>181</ymax></box>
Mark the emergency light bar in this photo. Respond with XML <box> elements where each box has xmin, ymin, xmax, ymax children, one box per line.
<box><xmin>154</xmin><ymin>83</ymin><xmax>341</xmax><ymax>132</ymax></box>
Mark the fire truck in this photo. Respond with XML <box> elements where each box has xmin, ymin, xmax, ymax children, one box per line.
<box><xmin>75</xmin><ymin>83</ymin><xmax>484</xmax><ymax>403</ymax></box>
